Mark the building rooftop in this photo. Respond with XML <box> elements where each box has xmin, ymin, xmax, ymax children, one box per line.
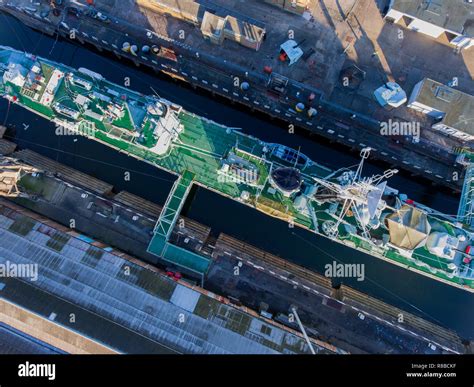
<box><xmin>391</xmin><ymin>0</ymin><xmax>474</xmax><ymax>37</ymax></box>
<box><xmin>410</xmin><ymin>78</ymin><xmax>474</xmax><ymax>135</ymax></box>
<box><xmin>0</xmin><ymin>200</ymin><xmax>322</xmax><ymax>354</ymax></box>
<box><xmin>141</xmin><ymin>0</ymin><xmax>204</xmax><ymax>23</ymax></box>
<box><xmin>0</xmin><ymin>323</ymin><xmax>64</xmax><ymax>354</ymax></box>
<box><xmin>138</xmin><ymin>0</ymin><xmax>265</xmax><ymax>48</ymax></box>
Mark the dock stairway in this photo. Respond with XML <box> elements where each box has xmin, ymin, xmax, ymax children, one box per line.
<box><xmin>200</xmin><ymin>234</ymin><xmax>218</xmax><ymax>256</ymax></box>
<box><xmin>457</xmin><ymin>163</ymin><xmax>474</xmax><ymax>226</ymax></box>
<box><xmin>147</xmin><ymin>171</ymin><xmax>211</xmax><ymax>277</ymax></box>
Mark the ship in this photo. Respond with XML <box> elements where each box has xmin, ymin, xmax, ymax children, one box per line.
<box><xmin>0</xmin><ymin>46</ymin><xmax>473</xmax><ymax>291</ymax></box>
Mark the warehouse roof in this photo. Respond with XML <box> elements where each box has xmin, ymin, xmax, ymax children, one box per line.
<box><xmin>0</xmin><ymin>202</ymin><xmax>317</xmax><ymax>354</ymax></box>
<box><xmin>390</xmin><ymin>0</ymin><xmax>474</xmax><ymax>36</ymax></box>
<box><xmin>409</xmin><ymin>78</ymin><xmax>474</xmax><ymax>135</ymax></box>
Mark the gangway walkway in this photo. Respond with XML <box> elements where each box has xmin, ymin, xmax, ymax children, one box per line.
<box><xmin>154</xmin><ymin>170</ymin><xmax>195</xmax><ymax>242</ymax></box>
<box><xmin>147</xmin><ymin>171</ymin><xmax>211</xmax><ymax>277</ymax></box>
<box><xmin>457</xmin><ymin>162</ymin><xmax>474</xmax><ymax>226</ymax></box>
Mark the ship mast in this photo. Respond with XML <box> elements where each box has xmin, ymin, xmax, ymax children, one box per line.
<box><xmin>310</xmin><ymin>148</ymin><xmax>398</xmax><ymax>238</ymax></box>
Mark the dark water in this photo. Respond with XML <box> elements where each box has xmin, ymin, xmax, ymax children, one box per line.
<box><xmin>0</xmin><ymin>14</ymin><xmax>472</xmax><ymax>339</ymax></box>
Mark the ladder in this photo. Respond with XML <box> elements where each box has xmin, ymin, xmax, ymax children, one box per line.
<box><xmin>457</xmin><ymin>163</ymin><xmax>474</xmax><ymax>226</ymax></box>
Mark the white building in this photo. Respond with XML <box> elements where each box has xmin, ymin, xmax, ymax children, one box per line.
<box><xmin>407</xmin><ymin>78</ymin><xmax>474</xmax><ymax>142</ymax></box>
<box><xmin>3</xmin><ymin>63</ymin><xmax>28</xmax><ymax>88</ymax></box>
<box><xmin>385</xmin><ymin>0</ymin><xmax>474</xmax><ymax>50</ymax></box>
<box><xmin>374</xmin><ymin>82</ymin><xmax>407</xmax><ymax>108</ymax></box>
<box><xmin>280</xmin><ymin>40</ymin><xmax>303</xmax><ymax>66</ymax></box>
<box><xmin>40</xmin><ymin>69</ymin><xmax>64</xmax><ymax>106</ymax></box>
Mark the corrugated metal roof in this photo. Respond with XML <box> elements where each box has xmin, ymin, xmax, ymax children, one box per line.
<box><xmin>0</xmin><ymin>206</ymin><xmax>315</xmax><ymax>354</ymax></box>
<box><xmin>170</xmin><ymin>285</ymin><xmax>200</xmax><ymax>312</ymax></box>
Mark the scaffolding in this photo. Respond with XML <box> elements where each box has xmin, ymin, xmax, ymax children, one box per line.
<box><xmin>457</xmin><ymin>163</ymin><xmax>474</xmax><ymax>226</ymax></box>
<box><xmin>0</xmin><ymin>157</ymin><xmax>37</xmax><ymax>198</ymax></box>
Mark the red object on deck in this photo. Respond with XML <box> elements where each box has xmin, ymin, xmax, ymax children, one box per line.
<box><xmin>263</xmin><ymin>66</ymin><xmax>272</xmax><ymax>74</ymax></box>
<box><xmin>463</xmin><ymin>257</ymin><xmax>472</xmax><ymax>264</ymax></box>
<box><xmin>405</xmin><ymin>199</ymin><xmax>414</xmax><ymax>205</ymax></box>
<box><xmin>86</xmin><ymin>0</ymin><xmax>94</xmax><ymax>4</ymax></box>
<box><xmin>465</xmin><ymin>245</ymin><xmax>472</xmax><ymax>255</ymax></box>
<box><xmin>279</xmin><ymin>52</ymin><xmax>287</xmax><ymax>61</ymax></box>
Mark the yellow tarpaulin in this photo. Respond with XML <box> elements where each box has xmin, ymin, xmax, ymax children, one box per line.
<box><xmin>386</xmin><ymin>205</ymin><xmax>431</xmax><ymax>250</ymax></box>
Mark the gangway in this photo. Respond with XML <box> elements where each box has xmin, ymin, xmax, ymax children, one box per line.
<box><xmin>154</xmin><ymin>170</ymin><xmax>195</xmax><ymax>242</ymax></box>
<box><xmin>147</xmin><ymin>171</ymin><xmax>211</xmax><ymax>279</ymax></box>
<box><xmin>457</xmin><ymin>163</ymin><xmax>474</xmax><ymax>226</ymax></box>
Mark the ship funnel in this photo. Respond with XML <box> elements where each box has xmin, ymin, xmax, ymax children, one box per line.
<box><xmin>270</xmin><ymin>167</ymin><xmax>302</xmax><ymax>197</ymax></box>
